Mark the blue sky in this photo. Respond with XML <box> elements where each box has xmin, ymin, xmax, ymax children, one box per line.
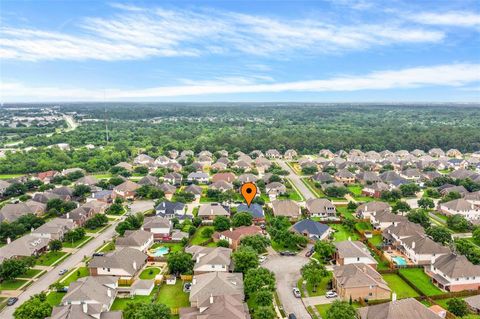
<box><xmin>1</xmin><ymin>0</ymin><xmax>479</xmax><ymax>102</ymax></box>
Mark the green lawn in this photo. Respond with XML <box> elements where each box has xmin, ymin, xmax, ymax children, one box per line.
<box><xmin>435</xmin><ymin>299</ymin><xmax>480</xmax><ymax>318</ymax></box>
<box><xmin>0</xmin><ymin>174</ymin><xmax>24</xmax><ymax>180</ymax></box>
<box><xmin>382</xmin><ymin>274</ymin><xmax>419</xmax><ymax>299</ymax></box>
<box><xmin>280</xmin><ymin>180</ymin><xmax>304</xmax><ymax>201</ymax></box>
<box><xmin>36</xmin><ymin>251</ymin><xmax>68</xmax><ymax>266</ymax></box>
<box><xmin>301</xmin><ymin>178</ymin><xmax>325</xmax><ymax>198</ymax></box>
<box><xmin>316</xmin><ymin>302</ymin><xmax>361</xmax><ymax>318</ymax></box>
<box><xmin>46</xmin><ymin>292</ymin><xmax>66</xmax><ymax>306</ymax></box>
<box><xmin>355</xmin><ymin>221</ymin><xmax>373</xmax><ymax>231</ymax></box>
<box><xmin>0</xmin><ymin>279</ymin><xmax>28</xmax><ymax>290</ymax></box>
<box><xmin>111</xmin><ymin>291</ymin><xmax>157</xmax><ymax>310</ymax></box>
<box><xmin>19</xmin><ymin>268</ymin><xmax>43</xmax><ymax>278</ymax></box>
<box><xmin>305</xmin><ymin>272</ymin><xmax>332</xmax><ymax>297</ymax></box>
<box><xmin>93</xmin><ymin>173</ymin><xmax>113</xmax><ymax>179</ymax></box>
<box><xmin>155</xmin><ymin>280</ymin><xmax>190</xmax><ymax>310</ymax></box>
<box><xmin>97</xmin><ymin>241</ymin><xmax>115</xmax><ymax>252</ymax></box>
<box><xmin>330</xmin><ymin>224</ymin><xmax>360</xmax><ymax>242</ymax></box>
<box><xmin>336</xmin><ymin>206</ymin><xmax>356</xmax><ymax>220</ymax></box>
<box><xmin>368</xmin><ymin>235</ymin><xmax>383</xmax><ymax>247</ymax></box>
<box><xmin>189</xmin><ymin>226</ymin><xmax>214</xmax><ymax>245</ymax></box>
<box><xmin>63</xmin><ymin>236</ymin><xmax>92</xmax><ymax>248</ymax></box>
<box><xmin>139</xmin><ymin>267</ymin><xmax>161</xmax><ymax>279</ymax></box>
<box><xmin>86</xmin><ymin>224</ymin><xmax>109</xmax><ymax>233</ymax></box>
<box><xmin>60</xmin><ymin>267</ymin><xmax>89</xmax><ymax>285</ymax></box>
<box><xmin>347</xmin><ymin>184</ymin><xmax>363</xmax><ymax>196</ymax></box>
<box><xmin>398</xmin><ymin>268</ymin><xmax>443</xmax><ymax>296</ymax></box>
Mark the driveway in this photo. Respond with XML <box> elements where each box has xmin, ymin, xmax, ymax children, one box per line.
<box><xmin>128</xmin><ymin>200</ymin><xmax>155</xmax><ymax>214</ymax></box>
<box><xmin>275</xmin><ymin>160</ymin><xmax>316</xmax><ymax>201</ymax></box>
<box><xmin>264</xmin><ymin>249</ymin><xmax>311</xmax><ymax>319</ymax></box>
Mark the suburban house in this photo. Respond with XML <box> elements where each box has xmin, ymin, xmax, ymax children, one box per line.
<box><xmin>88</xmin><ymin>247</ymin><xmax>148</xmax><ymax>279</ymax></box>
<box><xmin>464</xmin><ymin>295</ymin><xmax>480</xmax><ymax>314</ymax></box>
<box><xmin>332</xmin><ymin>263</ymin><xmax>391</xmax><ymax>301</ymax></box>
<box><xmin>305</xmin><ymin>198</ymin><xmax>336</xmax><ymax>219</ymax></box>
<box><xmin>334</xmin><ymin>169</ymin><xmax>356</xmax><ymax>184</ymax></box>
<box><xmin>36</xmin><ymin>170</ymin><xmax>59</xmax><ymax>183</ymax></box>
<box><xmin>271</xmin><ymin>200</ymin><xmax>301</xmax><ymax>221</ymax></box>
<box><xmin>51</xmin><ymin>276</ymin><xmax>120</xmax><ymax>319</ymax></box>
<box><xmin>155</xmin><ymin>201</ymin><xmax>187</xmax><ymax>220</ymax></box>
<box><xmin>356</xmin><ymin>202</ymin><xmax>391</xmax><ymax>220</ymax></box>
<box><xmin>237</xmin><ymin>174</ymin><xmax>258</xmax><ymax>183</ymax></box>
<box><xmin>383</xmin><ymin>221</ymin><xmax>425</xmax><ymax>246</ymax></box>
<box><xmin>0</xmin><ymin>234</ymin><xmax>50</xmax><ymax>262</ymax></box>
<box><xmin>75</xmin><ymin>175</ymin><xmax>100</xmax><ymax>186</ymax></box>
<box><xmin>266</xmin><ymin>149</ymin><xmax>281</xmax><ymax>158</ymax></box>
<box><xmin>0</xmin><ymin>180</ymin><xmax>10</xmax><ymax>196</ymax></box>
<box><xmin>209</xmin><ymin>180</ymin><xmax>234</xmax><ymax>192</ymax></box>
<box><xmin>50</xmin><ymin>186</ymin><xmax>74</xmax><ymax>200</ymax></box>
<box><xmin>265</xmin><ymin>182</ymin><xmax>287</xmax><ymax>199</ymax></box>
<box><xmin>334</xmin><ymin>240</ymin><xmax>378</xmax><ymax>268</ymax></box>
<box><xmin>141</xmin><ymin>216</ymin><xmax>172</xmax><ymax>240</ymax></box>
<box><xmin>290</xmin><ymin>219</ymin><xmax>332</xmax><ymax>241</ymax></box>
<box><xmin>426</xmin><ymin>253</ymin><xmax>480</xmax><ymax>292</ymax></box>
<box><xmin>62</xmin><ymin>205</ymin><xmax>95</xmax><ymax>227</ymax></box>
<box><xmin>284</xmin><ymin>149</ymin><xmax>297</xmax><ymax>160</ymax></box>
<box><xmin>439</xmin><ymin>198</ymin><xmax>480</xmax><ymax>221</ymax></box>
<box><xmin>362</xmin><ymin>182</ymin><xmax>389</xmax><ymax>198</ymax></box>
<box><xmin>164</xmin><ymin>172</ymin><xmax>183</xmax><ymax>185</ymax></box>
<box><xmin>184</xmin><ymin>184</ymin><xmax>203</xmax><ymax>198</ymax></box>
<box><xmin>357</xmin><ymin>297</ymin><xmax>440</xmax><ymax>319</ymax></box>
<box><xmin>134</xmin><ymin>154</ymin><xmax>154</xmax><ymax>166</ymax></box>
<box><xmin>89</xmin><ymin>189</ymin><xmax>113</xmax><ymax>203</ymax></box>
<box><xmin>31</xmin><ymin>217</ymin><xmax>75</xmax><ymax>240</ymax></box>
<box><xmin>113</xmin><ymin>180</ymin><xmax>140</xmax><ymax>200</ymax></box>
<box><xmin>0</xmin><ymin>201</ymin><xmax>47</xmax><ymax>222</ymax></box>
<box><xmin>212</xmin><ymin>172</ymin><xmax>236</xmax><ymax>183</ymax></box>
<box><xmin>185</xmin><ymin>246</ymin><xmax>233</xmax><ymax>274</ymax></box>
<box><xmin>400</xmin><ymin>234</ymin><xmax>450</xmax><ymax>265</ymax></box>
<box><xmin>213</xmin><ymin>225</ymin><xmax>263</xmax><ymax>249</ymax></box>
<box><xmin>116</xmin><ymin>230</ymin><xmax>154</xmax><ymax>252</ymax></box>
<box><xmin>158</xmin><ymin>183</ymin><xmax>177</xmax><ymax>199</ymax></box>
<box><xmin>198</xmin><ymin>203</ymin><xmax>230</xmax><ymax>221</ymax></box>
<box><xmin>187</xmin><ymin>172</ymin><xmax>210</xmax><ymax>183</ymax></box>
<box><xmin>369</xmin><ymin>211</ymin><xmax>408</xmax><ymax>230</ymax></box>
<box><xmin>236</xmin><ymin>204</ymin><xmax>265</xmax><ymax>225</ymax></box>
<box><xmin>137</xmin><ymin>175</ymin><xmax>159</xmax><ymax>186</ymax></box>
<box><xmin>61</xmin><ymin>167</ymin><xmax>86</xmax><ymax>176</ymax></box>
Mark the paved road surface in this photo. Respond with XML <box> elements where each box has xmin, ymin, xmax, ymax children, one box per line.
<box><xmin>276</xmin><ymin>160</ymin><xmax>316</xmax><ymax>200</ymax></box>
<box><xmin>1</xmin><ymin>220</ymin><xmax>120</xmax><ymax>318</ymax></box>
<box><xmin>264</xmin><ymin>248</ymin><xmax>311</xmax><ymax>319</ymax></box>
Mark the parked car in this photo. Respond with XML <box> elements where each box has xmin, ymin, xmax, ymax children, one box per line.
<box><xmin>259</xmin><ymin>255</ymin><xmax>267</xmax><ymax>263</ymax></box>
<box><xmin>292</xmin><ymin>287</ymin><xmax>301</xmax><ymax>298</ymax></box>
<box><xmin>183</xmin><ymin>282</ymin><xmax>192</xmax><ymax>292</ymax></box>
<box><xmin>58</xmin><ymin>269</ymin><xmax>68</xmax><ymax>275</ymax></box>
<box><xmin>7</xmin><ymin>297</ymin><xmax>18</xmax><ymax>306</ymax></box>
<box><xmin>280</xmin><ymin>251</ymin><xmax>296</xmax><ymax>256</ymax></box>
<box><xmin>305</xmin><ymin>249</ymin><xmax>314</xmax><ymax>257</ymax></box>
<box><xmin>288</xmin><ymin>313</ymin><xmax>297</xmax><ymax>319</ymax></box>
<box><xmin>326</xmin><ymin>290</ymin><xmax>338</xmax><ymax>298</ymax></box>
<box><xmin>93</xmin><ymin>252</ymin><xmax>105</xmax><ymax>257</ymax></box>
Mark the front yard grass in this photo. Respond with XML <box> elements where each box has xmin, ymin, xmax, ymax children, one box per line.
<box><xmin>330</xmin><ymin>224</ymin><xmax>360</xmax><ymax>242</ymax></box>
<box><xmin>382</xmin><ymin>273</ymin><xmax>419</xmax><ymax>299</ymax></box>
<box><xmin>97</xmin><ymin>241</ymin><xmax>115</xmax><ymax>252</ymax></box>
<box><xmin>60</xmin><ymin>267</ymin><xmax>89</xmax><ymax>285</ymax></box>
<box><xmin>189</xmin><ymin>226</ymin><xmax>214</xmax><ymax>245</ymax></box>
<box><xmin>19</xmin><ymin>268</ymin><xmax>42</xmax><ymax>278</ymax></box>
<box><xmin>305</xmin><ymin>272</ymin><xmax>332</xmax><ymax>297</ymax></box>
<box><xmin>62</xmin><ymin>235</ymin><xmax>92</xmax><ymax>248</ymax></box>
<box><xmin>139</xmin><ymin>267</ymin><xmax>161</xmax><ymax>280</ymax></box>
<box><xmin>0</xmin><ymin>279</ymin><xmax>28</xmax><ymax>290</ymax></box>
<box><xmin>155</xmin><ymin>280</ymin><xmax>190</xmax><ymax>310</ymax></box>
<box><xmin>46</xmin><ymin>291</ymin><xmax>66</xmax><ymax>306</ymax></box>
<box><xmin>398</xmin><ymin>268</ymin><xmax>443</xmax><ymax>296</ymax></box>
<box><xmin>301</xmin><ymin>178</ymin><xmax>325</xmax><ymax>198</ymax></box>
<box><xmin>35</xmin><ymin>251</ymin><xmax>68</xmax><ymax>266</ymax></box>
<box><xmin>347</xmin><ymin>184</ymin><xmax>363</xmax><ymax>196</ymax></box>
<box><xmin>316</xmin><ymin>302</ymin><xmax>361</xmax><ymax>318</ymax></box>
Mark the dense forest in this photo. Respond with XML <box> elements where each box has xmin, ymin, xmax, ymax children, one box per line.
<box><xmin>1</xmin><ymin>103</ymin><xmax>479</xmax><ymax>174</ymax></box>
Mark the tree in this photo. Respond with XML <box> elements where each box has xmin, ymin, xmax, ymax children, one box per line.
<box><xmin>399</xmin><ymin>183</ymin><xmax>420</xmax><ymax>197</ymax></box>
<box><xmin>254</xmin><ymin>289</ymin><xmax>273</xmax><ymax>306</ymax></box>
<box><xmin>167</xmin><ymin>252</ymin><xmax>194</xmax><ymax>276</ymax></box>
<box><xmin>347</xmin><ymin>201</ymin><xmax>358</xmax><ymax>210</ymax></box>
<box><xmin>106</xmin><ymin>202</ymin><xmax>125</xmax><ymax>215</ymax></box>
<box><xmin>455</xmin><ymin>239</ymin><xmax>480</xmax><ymax>264</ymax></box>
<box><xmin>0</xmin><ymin>258</ymin><xmax>33</xmax><ymax>280</ymax></box>
<box><xmin>244</xmin><ymin>267</ymin><xmax>276</xmax><ymax>296</ymax></box>
<box><xmin>440</xmin><ymin>191</ymin><xmax>462</xmax><ymax>203</ymax></box>
<box><xmin>84</xmin><ymin>213</ymin><xmax>109</xmax><ymax>229</ymax></box>
<box><xmin>49</xmin><ymin>239</ymin><xmax>63</xmax><ymax>251</ymax></box>
<box><xmin>447</xmin><ymin>214</ymin><xmax>471</xmax><ymax>232</ymax></box>
<box><xmin>392</xmin><ymin>201</ymin><xmax>411</xmax><ymax>214</ymax></box>
<box><xmin>473</xmin><ymin>227</ymin><xmax>480</xmax><ymax>244</ymax></box>
<box><xmin>233</xmin><ymin>246</ymin><xmax>259</xmax><ymax>273</ymax></box>
<box><xmin>217</xmin><ymin>239</ymin><xmax>230</xmax><ymax>248</ymax></box>
<box><xmin>4</xmin><ymin>183</ymin><xmax>27</xmax><ymax>197</ymax></box>
<box><xmin>302</xmin><ymin>166</ymin><xmax>318</xmax><ymax>175</ymax></box>
<box><xmin>115</xmin><ymin>213</ymin><xmax>144</xmax><ymax>236</ymax></box>
<box><xmin>426</xmin><ymin>226</ymin><xmax>452</xmax><ymax>244</ymax></box>
<box><xmin>380</xmin><ymin>189</ymin><xmax>402</xmax><ymax>202</ymax></box>
<box><xmin>417</xmin><ymin>198</ymin><xmax>435</xmax><ymax>210</ymax></box>
<box><xmin>134</xmin><ymin>166</ymin><xmax>149</xmax><ymax>175</ymax></box>
<box><xmin>407</xmin><ymin>210</ymin><xmax>430</xmax><ymax>229</ymax></box>
<box><xmin>14</xmin><ymin>293</ymin><xmax>52</xmax><ymax>319</ymax></box>
<box><xmin>232</xmin><ymin>212</ymin><xmax>253</xmax><ymax>227</ymax></box>
<box><xmin>447</xmin><ymin>298</ymin><xmax>469</xmax><ymax>317</ymax></box>
<box><xmin>201</xmin><ymin>227</ymin><xmax>214</xmax><ymax>238</ymax></box>
<box><xmin>301</xmin><ymin>261</ymin><xmax>328</xmax><ymax>292</ymax></box>
<box><xmin>253</xmin><ymin>306</ymin><xmax>275</xmax><ymax>319</ymax></box>
<box><xmin>326</xmin><ymin>300</ymin><xmax>356</xmax><ymax>319</ymax></box>
<box><xmin>123</xmin><ymin>302</ymin><xmax>171</xmax><ymax>319</ymax></box>
<box><xmin>240</xmin><ymin>235</ymin><xmax>270</xmax><ymax>254</ymax></box>
<box><xmin>63</xmin><ymin>228</ymin><xmax>86</xmax><ymax>243</ymax></box>
<box><xmin>314</xmin><ymin>241</ymin><xmax>335</xmax><ymax>263</ymax></box>
<box><xmin>213</xmin><ymin>216</ymin><xmax>231</xmax><ymax>231</ymax></box>
<box><xmin>324</xmin><ymin>186</ymin><xmax>349</xmax><ymax>198</ymax></box>
<box><xmin>73</xmin><ymin>184</ymin><xmax>91</xmax><ymax>197</ymax></box>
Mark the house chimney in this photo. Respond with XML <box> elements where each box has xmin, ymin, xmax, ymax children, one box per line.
<box><xmin>209</xmin><ymin>293</ymin><xmax>214</xmax><ymax>304</ymax></box>
<box><xmin>7</xmin><ymin>237</ymin><xmax>11</xmax><ymax>244</ymax></box>
<box><xmin>133</xmin><ymin>261</ymin><xmax>137</xmax><ymax>270</ymax></box>
<box><xmin>392</xmin><ymin>292</ymin><xmax>397</xmax><ymax>302</ymax></box>
<box><xmin>412</xmin><ymin>241</ymin><xmax>416</xmax><ymax>249</ymax></box>
<box><xmin>31</xmin><ymin>227</ymin><xmax>34</xmax><ymax>232</ymax></box>
<box><xmin>229</xmin><ymin>227</ymin><xmax>233</xmax><ymax>232</ymax></box>
<box><xmin>107</xmin><ymin>288</ymin><xmax>112</xmax><ymax>297</ymax></box>
<box><xmin>192</xmin><ymin>278</ymin><xmax>196</xmax><ymax>285</ymax></box>
<box><xmin>82</xmin><ymin>303</ymin><xmax>88</xmax><ymax>313</ymax></box>
<box><xmin>66</xmin><ymin>213</ymin><xmax>70</xmax><ymax>219</ymax></box>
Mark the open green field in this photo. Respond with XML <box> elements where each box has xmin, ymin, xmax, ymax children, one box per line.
<box><xmin>398</xmin><ymin>268</ymin><xmax>443</xmax><ymax>296</ymax></box>
<box><xmin>382</xmin><ymin>273</ymin><xmax>419</xmax><ymax>299</ymax></box>
<box><xmin>60</xmin><ymin>267</ymin><xmax>89</xmax><ymax>285</ymax></box>
<box><xmin>139</xmin><ymin>267</ymin><xmax>161</xmax><ymax>279</ymax></box>
<box><xmin>0</xmin><ymin>174</ymin><xmax>24</xmax><ymax>179</ymax></box>
<box><xmin>36</xmin><ymin>251</ymin><xmax>68</xmax><ymax>266</ymax></box>
<box><xmin>0</xmin><ymin>279</ymin><xmax>28</xmax><ymax>290</ymax></box>
<box><xmin>189</xmin><ymin>226</ymin><xmax>214</xmax><ymax>245</ymax></box>
<box><xmin>330</xmin><ymin>223</ymin><xmax>360</xmax><ymax>242</ymax></box>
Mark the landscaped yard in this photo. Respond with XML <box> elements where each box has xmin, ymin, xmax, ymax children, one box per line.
<box><xmin>0</xmin><ymin>279</ymin><xmax>28</xmax><ymax>290</ymax></box>
<box><xmin>316</xmin><ymin>302</ymin><xmax>361</xmax><ymax>318</ymax></box>
<box><xmin>435</xmin><ymin>298</ymin><xmax>480</xmax><ymax>319</ymax></box>
<box><xmin>60</xmin><ymin>267</ymin><xmax>89</xmax><ymax>285</ymax></box>
<box><xmin>97</xmin><ymin>241</ymin><xmax>115</xmax><ymax>252</ymax></box>
<box><xmin>280</xmin><ymin>180</ymin><xmax>304</xmax><ymax>201</ymax></box>
<box><xmin>19</xmin><ymin>268</ymin><xmax>43</xmax><ymax>278</ymax></box>
<box><xmin>189</xmin><ymin>226</ymin><xmax>214</xmax><ymax>245</ymax></box>
<box><xmin>46</xmin><ymin>292</ymin><xmax>66</xmax><ymax>306</ymax></box>
<box><xmin>151</xmin><ymin>242</ymin><xmax>184</xmax><ymax>254</ymax></box>
<box><xmin>63</xmin><ymin>235</ymin><xmax>92</xmax><ymax>248</ymax></box>
<box><xmin>155</xmin><ymin>280</ymin><xmax>190</xmax><ymax>310</ymax></box>
<box><xmin>301</xmin><ymin>178</ymin><xmax>325</xmax><ymax>198</ymax></box>
<box><xmin>330</xmin><ymin>224</ymin><xmax>360</xmax><ymax>242</ymax></box>
<box><xmin>355</xmin><ymin>221</ymin><xmax>373</xmax><ymax>232</ymax></box>
<box><xmin>271</xmin><ymin>239</ymin><xmax>300</xmax><ymax>252</ymax></box>
<box><xmin>36</xmin><ymin>251</ymin><xmax>68</xmax><ymax>266</ymax></box>
<box><xmin>398</xmin><ymin>268</ymin><xmax>443</xmax><ymax>296</ymax></box>
<box><xmin>139</xmin><ymin>267</ymin><xmax>161</xmax><ymax>279</ymax></box>
<box><xmin>367</xmin><ymin>235</ymin><xmax>383</xmax><ymax>247</ymax></box>
<box><xmin>382</xmin><ymin>273</ymin><xmax>419</xmax><ymax>299</ymax></box>
<box><xmin>305</xmin><ymin>272</ymin><xmax>332</xmax><ymax>297</ymax></box>
<box><xmin>336</xmin><ymin>206</ymin><xmax>356</xmax><ymax>220</ymax></box>
<box><xmin>111</xmin><ymin>290</ymin><xmax>157</xmax><ymax>310</ymax></box>
<box><xmin>347</xmin><ymin>184</ymin><xmax>363</xmax><ymax>196</ymax></box>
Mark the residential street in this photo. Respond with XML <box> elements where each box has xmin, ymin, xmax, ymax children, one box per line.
<box><xmin>1</xmin><ymin>219</ymin><xmax>121</xmax><ymax>318</ymax></box>
<box><xmin>264</xmin><ymin>248</ymin><xmax>311</xmax><ymax>319</ymax></box>
<box><xmin>276</xmin><ymin>160</ymin><xmax>316</xmax><ymax>200</ymax></box>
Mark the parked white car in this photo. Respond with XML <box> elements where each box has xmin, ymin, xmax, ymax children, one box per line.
<box><xmin>292</xmin><ymin>288</ymin><xmax>301</xmax><ymax>298</ymax></box>
<box><xmin>326</xmin><ymin>290</ymin><xmax>337</xmax><ymax>298</ymax></box>
<box><xmin>259</xmin><ymin>255</ymin><xmax>267</xmax><ymax>263</ymax></box>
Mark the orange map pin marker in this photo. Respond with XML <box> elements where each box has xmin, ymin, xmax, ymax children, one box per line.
<box><xmin>241</xmin><ymin>182</ymin><xmax>257</xmax><ymax>207</ymax></box>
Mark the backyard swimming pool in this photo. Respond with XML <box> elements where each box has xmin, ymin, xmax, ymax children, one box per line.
<box><xmin>392</xmin><ymin>256</ymin><xmax>407</xmax><ymax>266</ymax></box>
<box><xmin>150</xmin><ymin>246</ymin><xmax>169</xmax><ymax>257</ymax></box>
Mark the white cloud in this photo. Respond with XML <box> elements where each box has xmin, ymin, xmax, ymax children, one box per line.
<box><xmin>0</xmin><ymin>5</ymin><xmax>445</xmax><ymax>61</ymax></box>
<box><xmin>2</xmin><ymin>63</ymin><xmax>479</xmax><ymax>101</ymax></box>
<box><xmin>409</xmin><ymin>11</ymin><xmax>480</xmax><ymax>27</ymax></box>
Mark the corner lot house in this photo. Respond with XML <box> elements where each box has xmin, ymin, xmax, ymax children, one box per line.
<box><xmin>155</xmin><ymin>201</ymin><xmax>186</xmax><ymax>219</ymax></box>
<box><xmin>426</xmin><ymin>253</ymin><xmax>480</xmax><ymax>292</ymax></box>
<box><xmin>271</xmin><ymin>200</ymin><xmax>301</xmax><ymax>221</ymax></box>
<box><xmin>0</xmin><ymin>234</ymin><xmax>50</xmax><ymax>262</ymax></box>
<box><xmin>290</xmin><ymin>219</ymin><xmax>332</xmax><ymax>241</ymax></box>
<box><xmin>439</xmin><ymin>198</ymin><xmax>480</xmax><ymax>221</ymax></box>
<box><xmin>88</xmin><ymin>247</ymin><xmax>148</xmax><ymax>279</ymax></box>
<box><xmin>305</xmin><ymin>198</ymin><xmax>336</xmax><ymax>219</ymax></box>
<box><xmin>213</xmin><ymin>225</ymin><xmax>263</xmax><ymax>249</ymax></box>
<box><xmin>31</xmin><ymin>217</ymin><xmax>75</xmax><ymax>240</ymax></box>
<box><xmin>115</xmin><ymin>230</ymin><xmax>154</xmax><ymax>252</ymax></box>
<box><xmin>186</xmin><ymin>245</ymin><xmax>232</xmax><ymax>274</ymax></box>
<box><xmin>113</xmin><ymin>180</ymin><xmax>140</xmax><ymax>200</ymax></box>
<box><xmin>333</xmin><ymin>263</ymin><xmax>391</xmax><ymax>301</ymax></box>
<box><xmin>334</xmin><ymin>240</ymin><xmax>378</xmax><ymax>268</ymax></box>
<box><xmin>357</xmin><ymin>297</ymin><xmax>440</xmax><ymax>319</ymax></box>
